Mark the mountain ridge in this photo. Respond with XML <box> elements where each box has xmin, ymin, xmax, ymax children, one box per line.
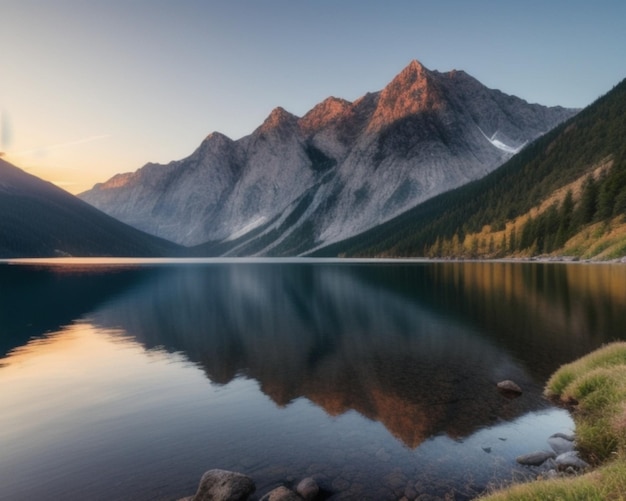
<box><xmin>80</xmin><ymin>60</ymin><xmax>577</xmax><ymax>255</ymax></box>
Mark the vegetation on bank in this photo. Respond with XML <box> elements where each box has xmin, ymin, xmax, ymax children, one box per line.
<box><xmin>481</xmin><ymin>343</ymin><xmax>626</xmax><ymax>500</ymax></box>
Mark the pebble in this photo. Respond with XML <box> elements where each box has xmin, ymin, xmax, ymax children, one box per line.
<box><xmin>497</xmin><ymin>380</ymin><xmax>523</xmax><ymax>394</ymax></box>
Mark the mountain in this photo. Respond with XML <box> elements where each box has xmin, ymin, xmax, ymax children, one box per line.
<box><xmin>0</xmin><ymin>158</ymin><xmax>182</xmax><ymax>258</ymax></box>
<box><xmin>315</xmin><ymin>78</ymin><xmax>626</xmax><ymax>260</ymax></box>
<box><xmin>80</xmin><ymin>60</ymin><xmax>576</xmax><ymax>256</ymax></box>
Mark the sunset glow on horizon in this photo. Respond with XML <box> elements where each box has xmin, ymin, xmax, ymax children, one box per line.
<box><xmin>2</xmin><ymin>0</ymin><xmax>625</xmax><ymax>194</ymax></box>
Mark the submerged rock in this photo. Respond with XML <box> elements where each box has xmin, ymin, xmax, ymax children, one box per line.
<box><xmin>497</xmin><ymin>380</ymin><xmax>522</xmax><ymax>394</ymax></box>
<box><xmin>191</xmin><ymin>469</ymin><xmax>255</xmax><ymax>501</ymax></box>
<box><xmin>516</xmin><ymin>450</ymin><xmax>556</xmax><ymax>466</ymax></box>
<box><xmin>296</xmin><ymin>477</ymin><xmax>319</xmax><ymax>500</ymax></box>
<box><xmin>260</xmin><ymin>485</ymin><xmax>301</xmax><ymax>501</ymax></box>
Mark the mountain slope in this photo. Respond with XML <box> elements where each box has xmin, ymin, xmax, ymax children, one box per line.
<box><xmin>0</xmin><ymin>158</ymin><xmax>182</xmax><ymax>258</ymax></box>
<box><xmin>314</xmin><ymin>78</ymin><xmax>626</xmax><ymax>259</ymax></box>
<box><xmin>80</xmin><ymin>60</ymin><xmax>576</xmax><ymax>256</ymax></box>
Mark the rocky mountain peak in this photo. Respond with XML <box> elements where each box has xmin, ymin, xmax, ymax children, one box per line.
<box><xmin>299</xmin><ymin>96</ymin><xmax>352</xmax><ymax>135</ymax></box>
<box><xmin>198</xmin><ymin>131</ymin><xmax>235</xmax><ymax>153</ymax></box>
<box><xmin>204</xmin><ymin>131</ymin><xmax>233</xmax><ymax>143</ymax></box>
<box><xmin>258</xmin><ymin>106</ymin><xmax>300</xmax><ymax>135</ymax></box>
<box><xmin>368</xmin><ymin>59</ymin><xmax>445</xmax><ymax>132</ymax></box>
<box><xmin>399</xmin><ymin>59</ymin><xmax>428</xmax><ymax>78</ymax></box>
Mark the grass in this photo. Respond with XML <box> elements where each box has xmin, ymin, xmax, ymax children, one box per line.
<box><xmin>481</xmin><ymin>459</ymin><xmax>626</xmax><ymax>501</ymax></box>
<box><xmin>481</xmin><ymin>342</ymin><xmax>626</xmax><ymax>500</ymax></box>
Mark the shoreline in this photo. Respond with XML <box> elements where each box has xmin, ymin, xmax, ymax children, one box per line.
<box><xmin>1</xmin><ymin>254</ymin><xmax>625</xmax><ymax>266</ymax></box>
<box><xmin>480</xmin><ymin>342</ymin><xmax>626</xmax><ymax>500</ymax></box>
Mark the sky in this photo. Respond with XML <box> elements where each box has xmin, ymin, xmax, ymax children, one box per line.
<box><xmin>1</xmin><ymin>1</ymin><xmax>625</xmax><ymax>194</ymax></box>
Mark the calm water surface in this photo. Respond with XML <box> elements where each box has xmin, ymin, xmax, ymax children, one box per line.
<box><xmin>1</xmin><ymin>260</ymin><xmax>625</xmax><ymax>500</ymax></box>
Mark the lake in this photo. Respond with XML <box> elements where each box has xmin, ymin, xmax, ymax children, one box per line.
<box><xmin>1</xmin><ymin>259</ymin><xmax>625</xmax><ymax>500</ymax></box>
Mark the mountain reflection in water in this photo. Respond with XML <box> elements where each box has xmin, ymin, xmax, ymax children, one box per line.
<box><xmin>83</xmin><ymin>262</ymin><xmax>616</xmax><ymax>446</ymax></box>
<box><xmin>2</xmin><ymin>260</ymin><xmax>625</xmax><ymax>500</ymax></box>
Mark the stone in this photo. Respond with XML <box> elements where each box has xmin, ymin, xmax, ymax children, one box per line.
<box><xmin>548</xmin><ymin>435</ymin><xmax>575</xmax><ymax>455</ymax></box>
<box><xmin>516</xmin><ymin>450</ymin><xmax>556</xmax><ymax>466</ymax></box>
<box><xmin>296</xmin><ymin>477</ymin><xmax>319</xmax><ymax>500</ymax></box>
<box><xmin>260</xmin><ymin>486</ymin><xmax>301</xmax><ymax>501</ymax></box>
<box><xmin>191</xmin><ymin>469</ymin><xmax>255</xmax><ymax>501</ymax></box>
<box><xmin>550</xmin><ymin>432</ymin><xmax>575</xmax><ymax>442</ymax></box>
<box><xmin>497</xmin><ymin>380</ymin><xmax>522</xmax><ymax>394</ymax></box>
<box><xmin>555</xmin><ymin>451</ymin><xmax>589</xmax><ymax>471</ymax></box>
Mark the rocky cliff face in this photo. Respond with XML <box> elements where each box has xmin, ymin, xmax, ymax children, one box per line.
<box><xmin>80</xmin><ymin>60</ymin><xmax>577</xmax><ymax>255</ymax></box>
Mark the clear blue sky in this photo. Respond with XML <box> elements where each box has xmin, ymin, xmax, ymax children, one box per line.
<box><xmin>1</xmin><ymin>0</ymin><xmax>625</xmax><ymax>193</ymax></box>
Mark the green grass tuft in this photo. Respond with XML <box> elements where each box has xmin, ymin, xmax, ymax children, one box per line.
<box><xmin>546</xmin><ymin>343</ymin><xmax>626</xmax><ymax>398</ymax></box>
<box><xmin>481</xmin><ymin>343</ymin><xmax>626</xmax><ymax>500</ymax></box>
<box><xmin>481</xmin><ymin>459</ymin><xmax>626</xmax><ymax>501</ymax></box>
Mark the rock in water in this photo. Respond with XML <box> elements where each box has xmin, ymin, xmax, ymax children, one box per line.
<box><xmin>555</xmin><ymin>451</ymin><xmax>589</xmax><ymax>471</ymax></box>
<box><xmin>497</xmin><ymin>380</ymin><xmax>522</xmax><ymax>394</ymax></box>
<box><xmin>260</xmin><ymin>486</ymin><xmax>301</xmax><ymax>501</ymax></box>
<box><xmin>191</xmin><ymin>469</ymin><xmax>255</xmax><ymax>501</ymax></box>
<box><xmin>516</xmin><ymin>451</ymin><xmax>556</xmax><ymax>466</ymax></box>
<box><xmin>296</xmin><ymin>477</ymin><xmax>320</xmax><ymax>500</ymax></box>
<box><xmin>548</xmin><ymin>435</ymin><xmax>575</xmax><ymax>455</ymax></box>
<box><xmin>550</xmin><ymin>432</ymin><xmax>575</xmax><ymax>442</ymax></box>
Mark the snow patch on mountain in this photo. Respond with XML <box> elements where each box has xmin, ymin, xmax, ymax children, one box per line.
<box><xmin>225</xmin><ymin>216</ymin><xmax>268</xmax><ymax>241</ymax></box>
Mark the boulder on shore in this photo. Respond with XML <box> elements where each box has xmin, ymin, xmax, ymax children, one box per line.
<box><xmin>190</xmin><ymin>469</ymin><xmax>255</xmax><ymax>501</ymax></box>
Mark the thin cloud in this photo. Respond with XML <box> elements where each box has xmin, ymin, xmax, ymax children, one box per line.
<box><xmin>11</xmin><ymin>134</ymin><xmax>111</xmax><ymax>156</ymax></box>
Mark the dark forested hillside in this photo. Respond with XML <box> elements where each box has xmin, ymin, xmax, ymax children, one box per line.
<box><xmin>314</xmin><ymin>78</ymin><xmax>626</xmax><ymax>259</ymax></box>
<box><xmin>0</xmin><ymin>158</ymin><xmax>182</xmax><ymax>258</ymax></box>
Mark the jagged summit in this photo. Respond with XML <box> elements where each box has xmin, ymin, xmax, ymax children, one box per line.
<box><xmin>399</xmin><ymin>59</ymin><xmax>429</xmax><ymax>77</ymax></box>
<box><xmin>368</xmin><ymin>59</ymin><xmax>444</xmax><ymax>132</ymax></box>
<box><xmin>258</xmin><ymin>106</ymin><xmax>300</xmax><ymax>134</ymax></box>
<box><xmin>197</xmin><ymin>131</ymin><xmax>235</xmax><ymax>154</ymax></box>
<box><xmin>300</xmin><ymin>96</ymin><xmax>352</xmax><ymax>134</ymax></box>
<box><xmin>205</xmin><ymin>131</ymin><xmax>233</xmax><ymax>142</ymax></box>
